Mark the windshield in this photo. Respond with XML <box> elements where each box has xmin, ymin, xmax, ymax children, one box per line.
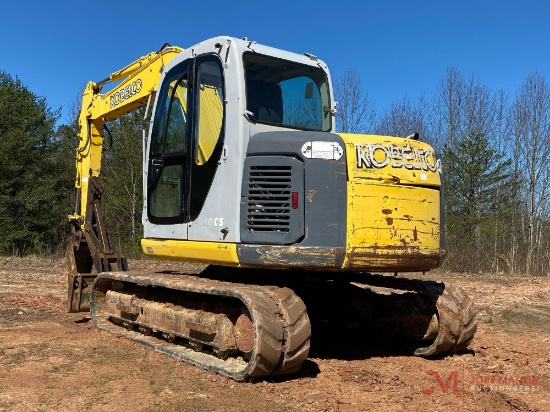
<box><xmin>244</xmin><ymin>53</ymin><xmax>331</xmax><ymax>132</ymax></box>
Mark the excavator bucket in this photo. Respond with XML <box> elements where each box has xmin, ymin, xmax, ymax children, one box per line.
<box><xmin>65</xmin><ymin>239</ymin><xmax>97</xmax><ymax>312</ymax></box>
<box><xmin>66</xmin><ymin>177</ymin><xmax>128</xmax><ymax>312</ymax></box>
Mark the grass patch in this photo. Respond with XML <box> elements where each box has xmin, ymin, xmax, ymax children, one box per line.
<box><xmin>498</xmin><ymin>306</ymin><xmax>550</xmax><ymax>334</ymax></box>
<box><xmin>96</xmin><ymin>373</ymin><xmax>122</xmax><ymax>386</ymax></box>
<box><xmin>48</xmin><ymin>362</ymin><xmax>76</xmax><ymax>377</ymax></box>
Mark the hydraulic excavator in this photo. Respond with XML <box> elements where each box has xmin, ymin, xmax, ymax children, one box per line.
<box><xmin>66</xmin><ymin>36</ymin><xmax>477</xmax><ymax>380</ymax></box>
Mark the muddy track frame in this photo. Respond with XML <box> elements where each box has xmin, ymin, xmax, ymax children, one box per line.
<box><xmin>90</xmin><ymin>272</ymin><xmax>311</xmax><ymax>381</ymax></box>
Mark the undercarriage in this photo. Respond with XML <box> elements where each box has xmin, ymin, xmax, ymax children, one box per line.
<box><xmin>91</xmin><ymin>270</ymin><xmax>310</xmax><ymax>380</ymax></box>
<box><xmin>86</xmin><ymin>266</ymin><xmax>477</xmax><ymax>380</ymax></box>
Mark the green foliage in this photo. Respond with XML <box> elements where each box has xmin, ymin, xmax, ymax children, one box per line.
<box><xmin>442</xmin><ymin>132</ymin><xmax>518</xmax><ymax>270</ymax></box>
<box><xmin>444</xmin><ymin>133</ymin><xmax>512</xmax><ymax>235</ymax></box>
<box><xmin>0</xmin><ymin>71</ymin><xmax>71</xmax><ymax>255</ymax></box>
<box><xmin>101</xmin><ymin>111</ymin><xmax>144</xmax><ymax>257</ymax></box>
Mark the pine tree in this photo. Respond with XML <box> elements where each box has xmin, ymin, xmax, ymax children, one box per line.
<box><xmin>0</xmin><ymin>71</ymin><xmax>64</xmax><ymax>254</ymax></box>
<box><xmin>444</xmin><ymin>132</ymin><xmax>505</xmax><ymax>237</ymax></box>
<box><xmin>442</xmin><ymin>132</ymin><xmax>517</xmax><ymax>270</ymax></box>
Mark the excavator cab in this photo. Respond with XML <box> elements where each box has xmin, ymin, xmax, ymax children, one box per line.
<box><xmin>141</xmin><ymin>42</ymin><xmax>336</xmax><ymax>252</ymax></box>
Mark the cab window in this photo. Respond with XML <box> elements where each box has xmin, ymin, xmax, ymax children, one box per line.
<box><xmin>244</xmin><ymin>53</ymin><xmax>331</xmax><ymax>132</ymax></box>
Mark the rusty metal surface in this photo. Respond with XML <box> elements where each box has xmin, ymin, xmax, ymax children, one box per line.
<box><xmin>66</xmin><ymin>176</ymin><xmax>127</xmax><ymax>313</ymax></box>
<box><xmin>82</xmin><ymin>177</ymin><xmax>127</xmax><ymax>274</ymax></box>
<box><xmin>105</xmin><ymin>291</ymin><xmax>237</xmax><ymax>354</ymax></box>
<box><xmin>344</xmin><ymin>246</ymin><xmax>445</xmax><ymax>272</ymax></box>
<box><xmin>235</xmin><ymin>314</ymin><xmax>254</xmax><ymax>353</ymax></box>
<box><xmin>345</xmin><ymin>175</ymin><xmax>444</xmax><ymax>273</ymax></box>
<box><xmin>65</xmin><ymin>240</ymin><xmax>96</xmax><ymax>312</ymax></box>
<box><xmin>237</xmin><ymin>244</ymin><xmax>346</xmax><ymax>269</ymax></box>
<box><xmin>90</xmin><ymin>271</ymin><xmax>311</xmax><ymax>381</ymax></box>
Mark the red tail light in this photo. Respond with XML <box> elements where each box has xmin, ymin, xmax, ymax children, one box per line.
<box><xmin>292</xmin><ymin>192</ymin><xmax>299</xmax><ymax>209</ymax></box>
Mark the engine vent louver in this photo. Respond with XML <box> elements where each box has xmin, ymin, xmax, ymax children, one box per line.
<box><xmin>247</xmin><ymin>165</ymin><xmax>292</xmax><ymax>233</ymax></box>
<box><xmin>240</xmin><ymin>156</ymin><xmax>304</xmax><ymax>245</ymax></box>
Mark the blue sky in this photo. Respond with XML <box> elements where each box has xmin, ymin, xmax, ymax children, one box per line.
<box><xmin>1</xmin><ymin>1</ymin><xmax>549</xmax><ymax>125</ymax></box>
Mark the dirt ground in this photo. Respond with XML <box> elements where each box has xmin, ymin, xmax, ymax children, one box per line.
<box><xmin>0</xmin><ymin>256</ymin><xmax>548</xmax><ymax>412</ymax></box>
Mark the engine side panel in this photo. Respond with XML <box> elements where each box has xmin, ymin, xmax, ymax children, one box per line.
<box><xmin>237</xmin><ymin>131</ymin><xmax>347</xmax><ymax>268</ymax></box>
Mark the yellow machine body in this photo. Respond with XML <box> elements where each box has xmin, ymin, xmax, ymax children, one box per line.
<box><xmin>141</xmin><ymin>132</ymin><xmax>444</xmax><ymax>273</ymax></box>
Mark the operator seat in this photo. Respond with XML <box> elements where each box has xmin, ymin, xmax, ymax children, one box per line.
<box><xmin>246</xmin><ymin>79</ymin><xmax>283</xmax><ymax>124</ymax></box>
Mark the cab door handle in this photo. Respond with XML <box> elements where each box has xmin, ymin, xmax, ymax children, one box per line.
<box><xmin>150</xmin><ymin>158</ymin><xmax>164</xmax><ymax>180</ymax></box>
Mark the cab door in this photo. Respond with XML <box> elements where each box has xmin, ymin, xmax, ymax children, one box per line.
<box><xmin>146</xmin><ymin>60</ymin><xmax>191</xmax><ymax>230</ymax></box>
<box><xmin>187</xmin><ymin>56</ymin><xmax>225</xmax><ymax>224</ymax></box>
<box><xmin>145</xmin><ymin>55</ymin><xmax>225</xmax><ymax>240</ymax></box>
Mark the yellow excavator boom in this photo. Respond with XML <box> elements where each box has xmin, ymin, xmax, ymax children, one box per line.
<box><xmin>66</xmin><ymin>45</ymin><xmax>182</xmax><ymax>312</ymax></box>
<box><xmin>69</xmin><ymin>45</ymin><xmax>183</xmax><ymax>228</ymax></box>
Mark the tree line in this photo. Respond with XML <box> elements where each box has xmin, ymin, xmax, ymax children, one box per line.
<box><xmin>1</xmin><ymin>67</ymin><xmax>549</xmax><ymax>275</ymax></box>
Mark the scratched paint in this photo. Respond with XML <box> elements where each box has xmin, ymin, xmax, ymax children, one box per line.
<box><xmin>337</xmin><ymin>133</ymin><xmax>443</xmax><ymax>271</ymax></box>
<box><xmin>343</xmin><ymin>181</ymin><xmax>442</xmax><ymax>271</ymax></box>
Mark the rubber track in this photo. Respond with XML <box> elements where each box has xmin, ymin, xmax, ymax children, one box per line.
<box><xmin>89</xmin><ymin>271</ymin><xmax>311</xmax><ymax>380</ymax></box>
<box><xmin>348</xmin><ymin>273</ymin><xmax>477</xmax><ymax>356</ymax></box>
<box><xmin>266</xmin><ymin>286</ymin><xmax>311</xmax><ymax>375</ymax></box>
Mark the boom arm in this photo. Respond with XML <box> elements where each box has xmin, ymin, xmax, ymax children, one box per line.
<box><xmin>69</xmin><ymin>45</ymin><xmax>183</xmax><ymax>226</ymax></box>
<box><xmin>66</xmin><ymin>45</ymin><xmax>183</xmax><ymax>312</ymax></box>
